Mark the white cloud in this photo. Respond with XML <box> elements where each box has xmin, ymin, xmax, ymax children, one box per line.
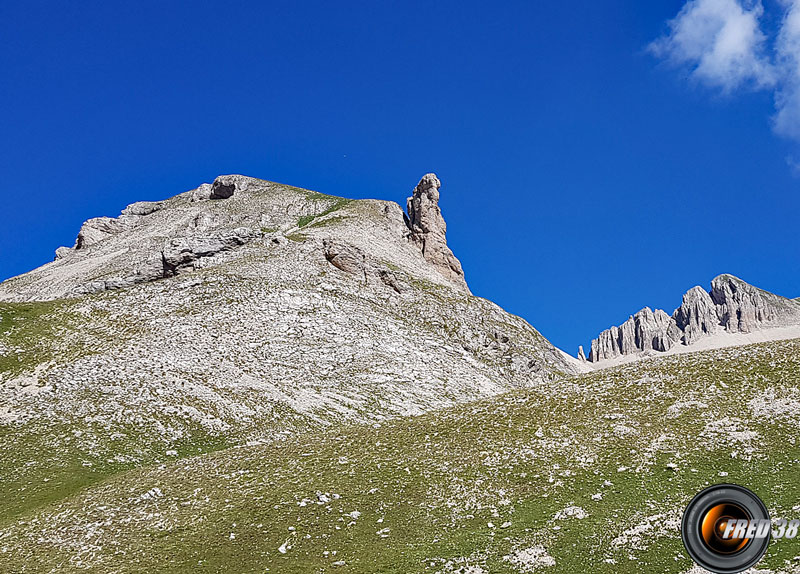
<box><xmin>650</xmin><ymin>0</ymin><xmax>775</xmax><ymax>91</ymax></box>
<box><xmin>774</xmin><ymin>1</ymin><xmax>800</xmax><ymax>138</ymax></box>
<box><xmin>652</xmin><ymin>0</ymin><xmax>800</xmax><ymax>144</ymax></box>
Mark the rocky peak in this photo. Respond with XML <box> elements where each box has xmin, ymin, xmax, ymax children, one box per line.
<box><xmin>673</xmin><ymin>286</ymin><xmax>719</xmax><ymax>345</ymax></box>
<box><xmin>405</xmin><ymin>174</ymin><xmax>469</xmax><ymax>292</ymax></box>
<box><xmin>407</xmin><ymin>173</ymin><xmax>445</xmax><ymax>236</ymax></box>
<box><xmin>588</xmin><ymin>274</ymin><xmax>800</xmax><ymax>363</ymax></box>
<box><xmin>710</xmin><ymin>274</ymin><xmax>783</xmax><ymax>333</ymax></box>
<box><xmin>1</xmin><ymin>173</ymin><xmax>477</xmax><ymax>301</ymax></box>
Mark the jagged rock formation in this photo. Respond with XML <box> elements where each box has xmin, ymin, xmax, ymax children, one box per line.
<box><xmin>588</xmin><ymin>274</ymin><xmax>800</xmax><ymax>362</ymax></box>
<box><xmin>405</xmin><ymin>174</ymin><xmax>469</xmax><ymax>292</ymax></box>
<box><xmin>674</xmin><ymin>286</ymin><xmax>719</xmax><ymax>345</ymax></box>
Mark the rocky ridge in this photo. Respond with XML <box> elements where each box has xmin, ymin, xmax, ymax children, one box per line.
<box><xmin>588</xmin><ymin>274</ymin><xmax>800</xmax><ymax>362</ymax></box>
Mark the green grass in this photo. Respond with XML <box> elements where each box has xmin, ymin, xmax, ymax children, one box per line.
<box><xmin>0</xmin><ymin>300</ymin><xmax>74</xmax><ymax>376</ymax></box>
<box><xmin>298</xmin><ymin>198</ymin><xmax>353</xmax><ymax>228</ymax></box>
<box><xmin>2</xmin><ymin>339</ymin><xmax>800</xmax><ymax>572</ymax></box>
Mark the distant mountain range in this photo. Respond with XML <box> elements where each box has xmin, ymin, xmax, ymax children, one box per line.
<box><xmin>585</xmin><ymin>275</ymin><xmax>800</xmax><ymax>364</ymax></box>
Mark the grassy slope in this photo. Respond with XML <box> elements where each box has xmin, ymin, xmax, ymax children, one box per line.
<box><xmin>2</xmin><ymin>339</ymin><xmax>800</xmax><ymax>573</ymax></box>
<box><xmin>0</xmin><ymin>301</ymin><xmax>235</xmax><ymax>525</ymax></box>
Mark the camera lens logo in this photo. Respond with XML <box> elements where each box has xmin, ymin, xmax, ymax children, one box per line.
<box><xmin>682</xmin><ymin>484</ymin><xmax>771</xmax><ymax>574</ymax></box>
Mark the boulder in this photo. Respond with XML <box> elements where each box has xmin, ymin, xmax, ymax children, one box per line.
<box><xmin>323</xmin><ymin>239</ymin><xmax>366</xmax><ymax>276</ymax></box>
<box><xmin>54</xmin><ymin>246</ymin><xmax>72</xmax><ymax>260</ymax></box>
<box><xmin>122</xmin><ymin>201</ymin><xmax>163</xmax><ymax>216</ymax></box>
<box><xmin>209</xmin><ymin>175</ymin><xmax>241</xmax><ymax>200</ymax></box>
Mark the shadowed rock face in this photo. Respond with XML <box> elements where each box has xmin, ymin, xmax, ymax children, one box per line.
<box><xmin>405</xmin><ymin>174</ymin><xmax>469</xmax><ymax>293</ymax></box>
<box><xmin>588</xmin><ymin>275</ymin><xmax>800</xmax><ymax>362</ymax></box>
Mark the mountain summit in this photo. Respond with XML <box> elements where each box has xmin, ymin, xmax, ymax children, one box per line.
<box><xmin>588</xmin><ymin>274</ymin><xmax>800</xmax><ymax>363</ymax></box>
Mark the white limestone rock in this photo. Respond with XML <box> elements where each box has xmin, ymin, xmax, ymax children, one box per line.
<box><xmin>674</xmin><ymin>286</ymin><xmax>719</xmax><ymax>345</ymax></box>
<box><xmin>405</xmin><ymin>173</ymin><xmax>469</xmax><ymax>292</ymax></box>
<box><xmin>588</xmin><ymin>274</ymin><xmax>800</xmax><ymax>362</ymax></box>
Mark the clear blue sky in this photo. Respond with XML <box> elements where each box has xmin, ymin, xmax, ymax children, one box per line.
<box><xmin>1</xmin><ymin>1</ymin><xmax>798</xmax><ymax>355</ymax></box>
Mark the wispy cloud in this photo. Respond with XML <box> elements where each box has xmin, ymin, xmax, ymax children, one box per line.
<box><xmin>774</xmin><ymin>0</ymin><xmax>800</xmax><ymax>138</ymax></box>
<box><xmin>651</xmin><ymin>0</ymin><xmax>800</xmax><ymax>144</ymax></box>
<box><xmin>650</xmin><ymin>0</ymin><xmax>775</xmax><ymax>91</ymax></box>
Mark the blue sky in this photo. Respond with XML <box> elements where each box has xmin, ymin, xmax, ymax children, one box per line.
<box><xmin>1</xmin><ymin>1</ymin><xmax>798</xmax><ymax>355</ymax></box>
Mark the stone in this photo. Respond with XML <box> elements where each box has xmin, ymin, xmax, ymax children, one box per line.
<box><xmin>54</xmin><ymin>246</ymin><xmax>72</xmax><ymax>260</ymax></box>
<box><xmin>405</xmin><ymin>174</ymin><xmax>469</xmax><ymax>292</ymax></box>
<box><xmin>323</xmin><ymin>239</ymin><xmax>366</xmax><ymax>277</ymax></box>
<box><xmin>209</xmin><ymin>175</ymin><xmax>240</xmax><ymax>200</ymax></box>
<box><xmin>121</xmin><ymin>201</ymin><xmax>163</xmax><ymax>216</ymax></box>
<box><xmin>192</xmin><ymin>212</ymin><xmax>215</xmax><ymax>230</ymax></box>
<box><xmin>191</xmin><ymin>183</ymin><xmax>212</xmax><ymax>202</ymax></box>
<box><xmin>578</xmin><ymin>346</ymin><xmax>587</xmax><ymax>362</ymax></box>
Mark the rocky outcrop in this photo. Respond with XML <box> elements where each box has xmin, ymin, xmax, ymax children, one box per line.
<box><xmin>588</xmin><ymin>307</ymin><xmax>680</xmax><ymax>362</ymax></box>
<box><xmin>710</xmin><ymin>274</ymin><xmax>789</xmax><ymax>333</ymax></box>
<box><xmin>75</xmin><ymin>216</ymin><xmax>137</xmax><ymax>249</ymax></box>
<box><xmin>323</xmin><ymin>239</ymin><xmax>366</xmax><ymax>277</ymax></box>
<box><xmin>75</xmin><ymin>201</ymin><xmax>163</xmax><ymax>250</ymax></box>
<box><xmin>405</xmin><ymin>174</ymin><xmax>469</xmax><ymax>292</ymax></box>
<box><xmin>209</xmin><ymin>176</ymin><xmax>238</xmax><ymax>199</ymax></box>
<box><xmin>162</xmin><ymin>227</ymin><xmax>256</xmax><ymax>275</ymax></box>
<box><xmin>323</xmin><ymin>238</ymin><xmax>406</xmax><ymax>294</ymax></box>
<box><xmin>54</xmin><ymin>246</ymin><xmax>72</xmax><ymax>260</ymax></box>
<box><xmin>588</xmin><ymin>275</ymin><xmax>800</xmax><ymax>362</ymax></box>
<box><xmin>121</xmin><ymin>201</ymin><xmax>163</xmax><ymax>217</ymax></box>
<box><xmin>74</xmin><ymin>227</ymin><xmax>257</xmax><ymax>295</ymax></box>
<box><xmin>674</xmin><ymin>286</ymin><xmax>719</xmax><ymax>345</ymax></box>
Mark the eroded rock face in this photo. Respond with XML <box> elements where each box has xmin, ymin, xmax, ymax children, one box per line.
<box><xmin>711</xmin><ymin>274</ymin><xmax>781</xmax><ymax>333</ymax></box>
<box><xmin>588</xmin><ymin>307</ymin><xmax>680</xmax><ymax>362</ymax></box>
<box><xmin>588</xmin><ymin>275</ymin><xmax>800</xmax><ymax>362</ymax></box>
<box><xmin>162</xmin><ymin>227</ymin><xmax>256</xmax><ymax>276</ymax></box>
<box><xmin>674</xmin><ymin>286</ymin><xmax>719</xmax><ymax>345</ymax></box>
<box><xmin>73</xmin><ymin>228</ymin><xmax>258</xmax><ymax>295</ymax></box>
<box><xmin>75</xmin><ymin>217</ymin><xmax>134</xmax><ymax>249</ymax></box>
<box><xmin>405</xmin><ymin>174</ymin><xmax>469</xmax><ymax>292</ymax></box>
<box><xmin>54</xmin><ymin>246</ymin><xmax>72</xmax><ymax>260</ymax></box>
<box><xmin>636</xmin><ymin>307</ymin><xmax>681</xmax><ymax>352</ymax></box>
<box><xmin>75</xmin><ymin>201</ymin><xmax>163</xmax><ymax>249</ymax></box>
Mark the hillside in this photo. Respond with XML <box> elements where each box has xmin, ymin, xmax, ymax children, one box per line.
<box><xmin>0</xmin><ymin>174</ymin><xmax>579</xmax><ymax>524</ymax></box>
<box><xmin>2</xmin><ymin>338</ymin><xmax>799</xmax><ymax>572</ymax></box>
